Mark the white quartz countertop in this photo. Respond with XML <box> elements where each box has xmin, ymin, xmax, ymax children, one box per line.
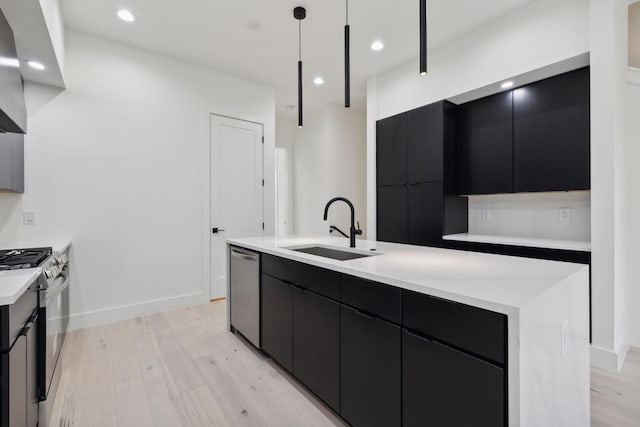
<box><xmin>227</xmin><ymin>235</ymin><xmax>588</xmax><ymax>314</ymax></box>
<box><xmin>443</xmin><ymin>233</ymin><xmax>591</xmax><ymax>252</ymax></box>
<box><xmin>0</xmin><ymin>240</ymin><xmax>72</xmax><ymax>306</ymax></box>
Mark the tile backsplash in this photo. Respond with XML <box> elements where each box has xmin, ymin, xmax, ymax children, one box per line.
<box><xmin>467</xmin><ymin>191</ymin><xmax>591</xmax><ymax>241</ymax></box>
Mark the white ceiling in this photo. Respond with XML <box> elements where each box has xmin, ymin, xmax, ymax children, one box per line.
<box><xmin>61</xmin><ymin>0</ymin><xmax>535</xmax><ymax>117</ymax></box>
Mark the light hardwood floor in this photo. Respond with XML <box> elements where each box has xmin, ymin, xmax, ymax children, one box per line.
<box><xmin>50</xmin><ymin>301</ymin><xmax>640</xmax><ymax>427</ymax></box>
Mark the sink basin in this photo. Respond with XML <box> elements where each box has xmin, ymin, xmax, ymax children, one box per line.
<box><xmin>286</xmin><ymin>245</ymin><xmax>378</xmax><ymax>261</ymax></box>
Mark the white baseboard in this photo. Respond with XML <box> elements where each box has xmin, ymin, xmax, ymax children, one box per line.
<box><xmin>66</xmin><ymin>292</ymin><xmax>209</xmax><ymax>331</ymax></box>
<box><xmin>590</xmin><ymin>344</ymin><xmax>630</xmax><ymax>373</ymax></box>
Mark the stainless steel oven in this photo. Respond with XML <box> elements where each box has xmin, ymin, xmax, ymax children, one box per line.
<box><xmin>36</xmin><ymin>250</ymin><xmax>70</xmax><ymax>426</ymax></box>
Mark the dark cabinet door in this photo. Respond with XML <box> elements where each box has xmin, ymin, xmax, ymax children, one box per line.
<box><xmin>261</xmin><ymin>274</ymin><xmax>293</xmax><ymax>372</ymax></box>
<box><xmin>513</xmin><ymin>67</ymin><xmax>590</xmax><ymax>192</ymax></box>
<box><xmin>26</xmin><ymin>315</ymin><xmax>38</xmax><ymax>427</ymax></box>
<box><xmin>292</xmin><ymin>288</ymin><xmax>340</xmax><ymax>412</ymax></box>
<box><xmin>402</xmin><ymin>329</ymin><xmax>505</xmax><ymax>427</ymax></box>
<box><xmin>9</xmin><ymin>335</ymin><xmax>27</xmax><ymax>427</ymax></box>
<box><xmin>377</xmin><ymin>185</ymin><xmax>408</xmax><ymax>244</ymax></box>
<box><xmin>340</xmin><ymin>305</ymin><xmax>401</xmax><ymax>427</ymax></box>
<box><xmin>376</xmin><ymin>114</ymin><xmax>408</xmax><ymax>186</ymax></box>
<box><xmin>457</xmin><ymin>92</ymin><xmax>514</xmax><ymax>195</ymax></box>
<box><xmin>407</xmin><ymin>102</ymin><xmax>444</xmax><ymax>183</ymax></box>
<box><xmin>408</xmin><ymin>181</ymin><xmax>443</xmax><ymax>246</ymax></box>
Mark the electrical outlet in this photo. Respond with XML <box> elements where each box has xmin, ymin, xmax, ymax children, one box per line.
<box><xmin>561</xmin><ymin>320</ymin><xmax>569</xmax><ymax>357</ymax></box>
<box><xmin>559</xmin><ymin>207</ymin><xmax>571</xmax><ymax>222</ymax></box>
<box><xmin>480</xmin><ymin>209</ymin><xmax>492</xmax><ymax>221</ymax></box>
<box><xmin>23</xmin><ymin>210</ymin><xmax>37</xmax><ymax>226</ymax></box>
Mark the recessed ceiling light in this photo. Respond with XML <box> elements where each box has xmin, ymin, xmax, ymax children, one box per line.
<box><xmin>313</xmin><ymin>76</ymin><xmax>324</xmax><ymax>85</ymax></box>
<box><xmin>26</xmin><ymin>60</ymin><xmax>45</xmax><ymax>71</ymax></box>
<box><xmin>117</xmin><ymin>9</ymin><xmax>136</xmax><ymax>22</ymax></box>
<box><xmin>501</xmin><ymin>81</ymin><xmax>514</xmax><ymax>89</ymax></box>
<box><xmin>370</xmin><ymin>40</ymin><xmax>384</xmax><ymax>51</ymax></box>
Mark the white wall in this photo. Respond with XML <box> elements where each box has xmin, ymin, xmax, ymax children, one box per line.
<box><xmin>0</xmin><ymin>31</ymin><xmax>276</xmax><ymax>329</ymax></box>
<box><xmin>38</xmin><ymin>0</ymin><xmax>65</xmax><ymax>79</ymax></box>
<box><xmin>292</xmin><ymin>105</ymin><xmax>367</xmax><ymax>238</ymax></box>
<box><xmin>589</xmin><ymin>0</ymin><xmax>631</xmax><ymax>371</ymax></box>
<box><xmin>367</xmin><ymin>0</ymin><xmax>590</xmax><ymax>239</ymax></box>
<box><xmin>275</xmin><ymin>115</ymin><xmax>296</xmax><ymax>236</ymax></box>
<box><xmin>629</xmin><ymin>2</ymin><xmax>640</xmax><ymax>68</ymax></box>
<box><xmin>467</xmin><ymin>192</ymin><xmax>591</xmax><ymax>241</ymax></box>
<box><xmin>624</xmin><ymin>68</ymin><xmax>640</xmax><ymax>348</ymax></box>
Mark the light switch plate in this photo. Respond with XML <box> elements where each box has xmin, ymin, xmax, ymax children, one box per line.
<box><xmin>23</xmin><ymin>210</ymin><xmax>37</xmax><ymax>226</ymax></box>
<box><xmin>481</xmin><ymin>209</ymin><xmax>492</xmax><ymax>221</ymax></box>
<box><xmin>559</xmin><ymin>207</ymin><xmax>571</xmax><ymax>222</ymax></box>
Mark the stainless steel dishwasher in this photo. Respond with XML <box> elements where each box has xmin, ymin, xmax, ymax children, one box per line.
<box><xmin>229</xmin><ymin>246</ymin><xmax>260</xmax><ymax>348</ymax></box>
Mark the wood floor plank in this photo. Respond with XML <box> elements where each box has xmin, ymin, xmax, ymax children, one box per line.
<box><xmin>48</xmin><ymin>302</ymin><xmax>640</xmax><ymax>427</ymax></box>
<box><xmin>110</xmin><ymin>319</ymin><xmax>155</xmax><ymax>427</ymax></box>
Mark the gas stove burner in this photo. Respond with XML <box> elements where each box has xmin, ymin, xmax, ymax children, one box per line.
<box><xmin>0</xmin><ymin>247</ymin><xmax>53</xmax><ymax>271</ymax></box>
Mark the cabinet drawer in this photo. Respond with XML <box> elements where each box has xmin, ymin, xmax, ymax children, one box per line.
<box><xmin>402</xmin><ymin>290</ymin><xmax>506</xmax><ymax>364</ymax></box>
<box><xmin>262</xmin><ymin>254</ymin><xmax>340</xmax><ymax>300</ymax></box>
<box><xmin>341</xmin><ymin>275</ymin><xmax>401</xmax><ymax>324</ymax></box>
<box><xmin>402</xmin><ymin>329</ymin><xmax>505</xmax><ymax>427</ymax></box>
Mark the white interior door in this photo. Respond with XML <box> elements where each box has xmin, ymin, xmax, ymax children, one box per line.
<box><xmin>210</xmin><ymin>115</ymin><xmax>263</xmax><ymax>299</ymax></box>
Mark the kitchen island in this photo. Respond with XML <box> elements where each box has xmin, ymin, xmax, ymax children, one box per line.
<box><xmin>226</xmin><ymin>235</ymin><xmax>589</xmax><ymax>427</ymax></box>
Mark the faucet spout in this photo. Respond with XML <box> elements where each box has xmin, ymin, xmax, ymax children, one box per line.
<box><xmin>323</xmin><ymin>197</ymin><xmax>362</xmax><ymax>248</ymax></box>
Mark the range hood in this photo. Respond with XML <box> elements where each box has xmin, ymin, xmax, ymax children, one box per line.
<box><xmin>0</xmin><ymin>9</ymin><xmax>26</xmax><ymax>134</ymax></box>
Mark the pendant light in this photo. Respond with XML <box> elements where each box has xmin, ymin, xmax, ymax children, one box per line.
<box><xmin>294</xmin><ymin>7</ymin><xmax>306</xmax><ymax>127</ymax></box>
<box><xmin>344</xmin><ymin>0</ymin><xmax>350</xmax><ymax>107</ymax></box>
<box><xmin>420</xmin><ymin>0</ymin><xmax>427</xmax><ymax>75</ymax></box>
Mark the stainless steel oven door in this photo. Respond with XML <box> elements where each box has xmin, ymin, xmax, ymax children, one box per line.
<box><xmin>44</xmin><ymin>268</ymin><xmax>69</xmax><ymax>399</ymax></box>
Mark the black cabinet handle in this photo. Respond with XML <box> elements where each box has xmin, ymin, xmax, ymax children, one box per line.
<box><xmin>20</xmin><ymin>322</ymin><xmax>32</xmax><ymax>337</ymax></box>
<box><xmin>354</xmin><ymin>308</ymin><xmax>376</xmax><ymax>320</ymax></box>
<box><xmin>403</xmin><ymin>328</ymin><xmax>432</xmax><ymax>342</ymax></box>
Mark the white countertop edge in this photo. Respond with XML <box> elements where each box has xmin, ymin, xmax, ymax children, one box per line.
<box><xmin>0</xmin><ymin>268</ymin><xmax>42</xmax><ymax>306</ymax></box>
<box><xmin>227</xmin><ymin>236</ymin><xmax>586</xmax><ymax>315</ymax></box>
<box><xmin>0</xmin><ymin>240</ymin><xmax>72</xmax><ymax>305</ymax></box>
<box><xmin>443</xmin><ymin>233</ymin><xmax>591</xmax><ymax>252</ymax></box>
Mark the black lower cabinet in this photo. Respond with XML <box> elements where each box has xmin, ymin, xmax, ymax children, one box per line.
<box><xmin>293</xmin><ymin>288</ymin><xmax>340</xmax><ymax>412</ymax></box>
<box><xmin>9</xmin><ymin>334</ymin><xmax>27</xmax><ymax>427</ymax></box>
<box><xmin>260</xmin><ymin>274</ymin><xmax>293</xmax><ymax>372</ymax></box>
<box><xmin>402</xmin><ymin>329</ymin><xmax>505</xmax><ymax>427</ymax></box>
<box><xmin>6</xmin><ymin>314</ymin><xmax>38</xmax><ymax>427</ymax></box>
<box><xmin>340</xmin><ymin>305</ymin><xmax>401</xmax><ymax>427</ymax></box>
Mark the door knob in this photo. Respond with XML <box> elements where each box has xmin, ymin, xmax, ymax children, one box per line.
<box><xmin>212</xmin><ymin>227</ymin><xmax>226</xmax><ymax>234</ymax></box>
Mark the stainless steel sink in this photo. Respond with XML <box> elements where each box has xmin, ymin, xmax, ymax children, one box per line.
<box><xmin>285</xmin><ymin>245</ymin><xmax>379</xmax><ymax>261</ymax></box>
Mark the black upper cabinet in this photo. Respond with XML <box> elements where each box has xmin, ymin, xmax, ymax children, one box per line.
<box><xmin>0</xmin><ymin>133</ymin><xmax>25</xmax><ymax>193</ymax></box>
<box><xmin>0</xmin><ymin>11</ymin><xmax>26</xmax><ymax>134</ymax></box>
<box><xmin>377</xmin><ymin>101</ymin><xmax>467</xmax><ymax>246</ymax></box>
<box><xmin>408</xmin><ymin>181</ymin><xmax>444</xmax><ymax>246</ymax></box>
<box><xmin>457</xmin><ymin>92</ymin><xmax>514</xmax><ymax>195</ymax></box>
<box><xmin>513</xmin><ymin>67</ymin><xmax>590</xmax><ymax>192</ymax></box>
<box><xmin>292</xmin><ymin>288</ymin><xmax>340</xmax><ymax>413</ymax></box>
<box><xmin>376</xmin><ymin>114</ymin><xmax>407</xmax><ymax>186</ymax></box>
<box><xmin>407</xmin><ymin>103</ymin><xmax>444</xmax><ymax>183</ymax></box>
<box><xmin>376</xmin><ymin>185</ymin><xmax>408</xmax><ymax>244</ymax></box>
<box><xmin>340</xmin><ymin>305</ymin><xmax>401</xmax><ymax>427</ymax></box>
<box><xmin>402</xmin><ymin>330</ymin><xmax>505</xmax><ymax>427</ymax></box>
